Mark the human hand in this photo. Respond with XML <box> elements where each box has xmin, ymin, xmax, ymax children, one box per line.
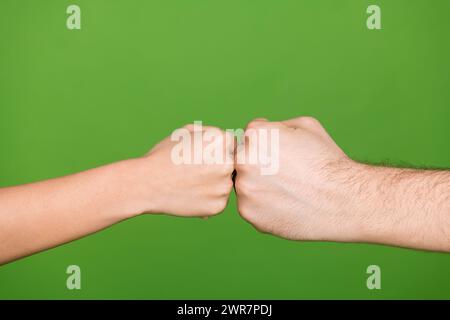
<box><xmin>235</xmin><ymin>116</ymin><xmax>363</xmax><ymax>242</ymax></box>
<box><xmin>133</xmin><ymin>123</ymin><xmax>235</xmax><ymax>217</ymax></box>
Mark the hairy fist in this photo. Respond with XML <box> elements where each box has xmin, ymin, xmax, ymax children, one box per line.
<box><xmin>235</xmin><ymin>117</ymin><xmax>360</xmax><ymax>242</ymax></box>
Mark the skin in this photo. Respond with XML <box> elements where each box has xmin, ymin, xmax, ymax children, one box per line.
<box><xmin>1</xmin><ymin>117</ymin><xmax>449</xmax><ymax>265</ymax></box>
<box><xmin>235</xmin><ymin>117</ymin><xmax>450</xmax><ymax>252</ymax></box>
<box><xmin>0</xmin><ymin>124</ymin><xmax>234</xmax><ymax>265</ymax></box>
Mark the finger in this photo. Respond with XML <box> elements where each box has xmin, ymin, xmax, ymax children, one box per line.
<box><xmin>184</xmin><ymin>122</ymin><xmax>207</xmax><ymax>132</ymax></box>
<box><xmin>245</xmin><ymin>118</ymin><xmax>269</xmax><ymax>131</ymax></box>
<box><xmin>281</xmin><ymin>116</ymin><xmax>323</xmax><ymax>130</ymax></box>
<box><xmin>224</xmin><ymin>129</ymin><xmax>236</xmax><ymax>164</ymax></box>
<box><xmin>280</xmin><ymin>116</ymin><xmax>307</xmax><ymax>128</ymax></box>
<box><xmin>282</xmin><ymin>116</ymin><xmax>337</xmax><ymax>145</ymax></box>
<box><xmin>235</xmin><ymin>126</ymin><xmax>260</xmax><ymax>170</ymax></box>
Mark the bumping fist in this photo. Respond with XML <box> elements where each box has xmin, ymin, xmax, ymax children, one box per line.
<box><xmin>235</xmin><ymin>117</ymin><xmax>362</xmax><ymax>242</ymax></box>
<box><xmin>135</xmin><ymin>123</ymin><xmax>235</xmax><ymax>217</ymax></box>
<box><xmin>131</xmin><ymin>117</ymin><xmax>366</xmax><ymax>243</ymax></box>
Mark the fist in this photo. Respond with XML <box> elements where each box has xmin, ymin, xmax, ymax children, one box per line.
<box><xmin>235</xmin><ymin>117</ymin><xmax>360</xmax><ymax>242</ymax></box>
<box><xmin>138</xmin><ymin>123</ymin><xmax>235</xmax><ymax>217</ymax></box>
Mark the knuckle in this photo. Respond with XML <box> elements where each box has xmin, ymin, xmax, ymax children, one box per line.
<box><xmin>235</xmin><ymin>178</ymin><xmax>256</xmax><ymax>195</ymax></box>
<box><xmin>266</xmin><ymin>121</ymin><xmax>282</xmax><ymax>128</ymax></box>
<box><xmin>252</xmin><ymin>222</ymin><xmax>269</xmax><ymax>235</ymax></box>
<box><xmin>234</xmin><ymin>177</ymin><xmax>244</xmax><ymax>194</ymax></box>
<box><xmin>222</xmin><ymin>162</ymin><xmax>235</xmax><ymax>175</ymax></box>
<box><xmin>237</xmin><ymin>202</ymin><xmax>252</xmax><ymax>220</ymax></box>
<box><xmin>225</xmin><ymin>178</ymin><xmax>234</xmax><ymax>192</ymax></box>
<box><xmin>246</xmin><ymin>119</ymin><xmax>266</xmax><ymax>130</ymax></box>
<box><xmin>238</xmin><ymin>205</ymin><xmax>265</xmax><ymax>234</ymax></box>
<box><xmin>204</xmin><ymin>126</ymin><xmax>223</xmax><ymax>136</ymax></box>
<box><xmin>218</xmin><ymin>179</ymin><xmax>233</xmax><ymax>196</ymax></box>
<box><xmin>297</xmin><ymin>116</ymin><xmax>321</xmax><ymax>129</ymax></box>
<box><xmin>208</xmin><ymin>199</ymin><xmax>227</xmax><ymax>215</ymax></box>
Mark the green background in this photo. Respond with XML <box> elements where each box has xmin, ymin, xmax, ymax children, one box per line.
<box><xmin>1</xmin><ymin>0</ymin><xmax>449</xmax><ymax>299</ymax></box>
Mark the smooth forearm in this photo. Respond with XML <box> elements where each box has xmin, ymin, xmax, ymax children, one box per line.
<box><xmin>0</xmin><ymin>124</ymin><xmax>234</xmax><ymax>265</ymax></box>
<box><xmin>0</xmin><ymin>158</ymin><xmax>148</xmax><ymax>264</ymax></box>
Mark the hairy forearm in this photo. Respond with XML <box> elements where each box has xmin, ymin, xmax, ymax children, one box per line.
<box><xmin>342</xmin><ymin>161</ymin><xmax>450</xmax><ymax>251</ymax></box>
<box><xmin>0</xmin><ymin>159</ymin><xmax>147</xmax><ymax>265</ymax></box>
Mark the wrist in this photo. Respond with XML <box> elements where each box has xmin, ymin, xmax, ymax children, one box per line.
<box><xmin>310</xmin><ymin>158</ymin><xmax>392</xmax><ymax>243</ymax></box>
<box><xmin>312</xmin><ymin>158</ymin><xmax>377</xmax><ymax>242</ymax></box>
<box><xmin>110</xmin><ymin>157</ymin><xmax>160</xmax><ymax>218</ymax></box>
<box><xmin>335</xmin><ymin>161</ymin><xmax>388</xmax><ymax>243</ymax></box>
